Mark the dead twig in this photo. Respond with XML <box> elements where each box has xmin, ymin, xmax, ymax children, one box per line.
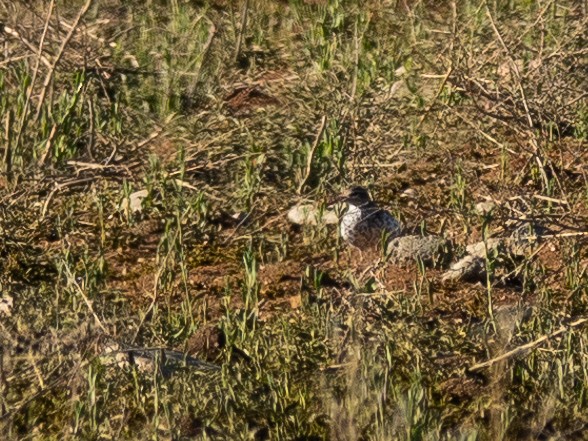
<box><xmin>136</xmin><ymin>128</ymin><xmax>164</xmax><ymax>149</ymax></box>
<box><xmin>484</xmin><ymin>1</ymin><xmax>569</xmax><ymax>208</ymax></box>
<box><xmin>38</xmin><ymin>124</ymin><xmax>58</xmax><ymax>166</ymax></box>
<box><xmin>3</xmin><ymin>111</ymin><xmax>12</xmax><ymax>179</ymax></box>
<box><xmin>131</xmin><ymin>227</ymin><xmax>181</xmax><ymax>344</ymax></box>
<box><xmin>0</xmin><ymin>24</ymin><xmax>52</xmax><ymax>68</ymax></box>
<box><xmin>416</xmin><ymin>67</ymin><xmax>453</xmax><ymax>130</ymax></box>
<box><xmin>62</xmin><ymin>262</ymin><xmax>107</xmax><ymax>334</ymax></box>
<box><xmin>297</xmin><ymin>115</ymin><xmax>327</xmax><ymax>195</ymax></box>
<box><xmin>534</xmin><ymin>231</ymin><xmax>588</xmax><ymax>239</ymax></box>
<box><xmin>452</xmin><ymin>110</ymin><xmax>517</xmax><ymax>155</ymax></box>
<box><xmin>469</xmin><ymin>317</ymin><xmax>588</xmax><ymax>372</ymax></box>
<box><xmin>188</xmin><ymin>16</ymin><xmax>216</xmax><ymax>97</ymax></box>
<box><xmin>349</xmin><ymin>14</ymin><xmax>370</xmax><ymax>103</ymax></box>
<box><xmin>233</xmin><ymin>0</ymin><xmax>250</xmax><ymax>64</ymax></box>
<box><xmin>41</xmin><ymin>177</ymin><xmax>95</xmax><ymax>218</ymax></box>
<box><xmin>33</xmin><ymin>0</ymin><xmax>94</xmax><ymax>123</ymax></box>
<box><xmin>12</xmin><ymin>1</ymin><xmax>54</xmax><ymax>156</ymax></box>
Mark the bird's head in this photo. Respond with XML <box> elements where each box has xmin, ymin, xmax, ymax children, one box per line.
<box><xmin>338</xmin><ymin>186</ymin><xmax>372</xmax><ymax>206</ymax></box>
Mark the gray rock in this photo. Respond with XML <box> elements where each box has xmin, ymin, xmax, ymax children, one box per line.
<box><xmin>466</xmin><ymin>238</ymin><xmax>505</xmax><ymax>257</ymax></box>
<box><xmin>442</xmin><ymin>255</ymin><xmax>486</xmax><ymax>282</ymax></box>
<box><xmin>475</xmin><ymin>201</ymin><xmax>496</xmax><ymax>215</ymax></box>
<box><xmin>386</xmin><ymin>235</ymin><xmax>451</xmax><ymax>265</ymax></box>
<box><xmin>443</xmin><ymin>221</ymin><xmax>545</xmax><ymax>282</ymax></box>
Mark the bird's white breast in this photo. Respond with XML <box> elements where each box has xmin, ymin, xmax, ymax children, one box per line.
<box><xmin>339</xmin><ymin>202</ymin><xmax>401</xmax><ymax>249</ymax></box>
<box><xmin>340</xmin><ymin>204</ymin><xmax>363</xmax><ymax>241</ymax></box>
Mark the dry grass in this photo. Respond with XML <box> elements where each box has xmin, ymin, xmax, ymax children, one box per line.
<box><xmin>1</xmin><ymin>0</ymin><xmax>588</xmax><ymax>439</ymax></box>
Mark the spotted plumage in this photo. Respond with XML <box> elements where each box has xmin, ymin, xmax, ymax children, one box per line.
<box><xmin>338</xmin><ymin>186</ymin><xmax>401</xmax><ymax>250</ymax></box>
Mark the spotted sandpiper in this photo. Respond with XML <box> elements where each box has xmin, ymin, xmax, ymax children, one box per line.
<box><xmin>337</xmin><ymin>186</ymin><xmax>401</xmax><ymax>250</ymax></box>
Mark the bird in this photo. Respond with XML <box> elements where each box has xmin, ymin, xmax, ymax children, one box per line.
<box><xmin>337</xmin><ymin>186</ymin><xmax>401</xmax><ymax>250</ymax></box>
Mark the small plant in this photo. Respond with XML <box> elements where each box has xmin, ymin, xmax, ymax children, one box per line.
<box><xmin>116</xmin><ymin>1</ymin><xmax>218</xmax><ymax>116</ymax></box>
<box><xmin>238</xmin><ymin>149</ymin><xmax>264</xmax><ymax>211</ymax></box>
<box><xmin>450</xmin><ymin>161</ymin><xmax>468</xmax><ymax>212</ymax></box>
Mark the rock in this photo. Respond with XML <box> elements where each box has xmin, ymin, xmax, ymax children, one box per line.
<box><xmin>475</xmin><ymin>201</ymin><xmax>496</xmax><ymax>215</ymax></box>
<box><xmin>443</xmin><ymin>221</ymin><xmax>545</xmax><ymax>282</ymax></box>
<box><xmin>466</xmin><ymin>238</ymin><xmax>504</xmax><ymax>256</ymax></box>
<box><xmin>287</xmin><ymin>204</ymin><xmax>338</xmax><ymax>225</ymax></box>
<box><xmin>386</xmin><ymin>235</ymin><xmax>452</xmax><ymax>265</ymax></box>
<box><xmin>442</xmin><ymin>255</ymin><xmax>486</xmax><ymax>282</ymax></box>
<box><xmin>119</xmin><ymin>189</ymin><xmax>149</xmax><ymax>215</ymax></box>
<box><xmin>469</xmin><ymin>304</ymin><xmax>534</xmax><ymax>341</ymax></box>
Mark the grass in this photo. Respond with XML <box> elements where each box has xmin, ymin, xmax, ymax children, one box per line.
<box><xmin>1</xmin><ymin>0</ymin><xmax>588</xmax><ymax>439</ymax></box>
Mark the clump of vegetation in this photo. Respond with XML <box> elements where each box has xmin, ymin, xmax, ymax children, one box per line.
<box><xmin>1</xmin><ymin>0</ymin><xmax>587</xmax><ymax>439</ymax></box>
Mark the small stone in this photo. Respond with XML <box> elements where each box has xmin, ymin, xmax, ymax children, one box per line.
<box><xmin>475</xmin><ymin>201</ymin><xmax>496</xmax><ymax>215</ymax></box>
<box><xmin>119</xmin><ymin>189</ymin><xmax>149</xmax><ymax>215</ymax></box>
<box><xmin>288</xmin><ymin>295</ymin><xmax>302</xmax><ymax>309</ymax></box>
<box><xmin>401</xmin><ymin>188</ymin><xmax>417</xmax><ymax>199</ymax></box>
